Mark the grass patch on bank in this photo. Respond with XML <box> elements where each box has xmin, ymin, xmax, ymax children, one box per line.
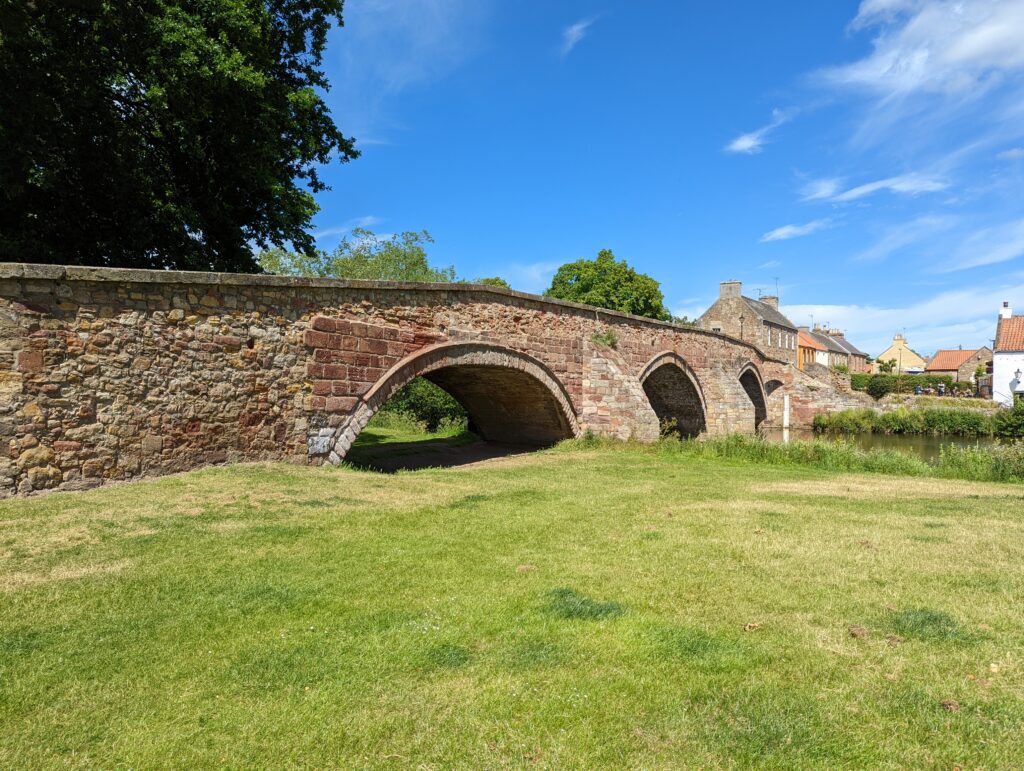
<box><xmin>2</xmin><ymin>443</ymin><xmax>1024</xmax><ymax>766</ymax></box>
<box><xmin>560</xmin><ymin>433</ymin><xmax>1024</xmax><ymax>483</ymax></box>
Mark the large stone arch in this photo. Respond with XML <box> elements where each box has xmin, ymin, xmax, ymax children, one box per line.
<box><xmin>738</xmin><ymin>362</ymin><xmax>768</xmax><ymax>431</ymax></box>
<box><xmin>315</xmin><ymin>342</ymin><xmax>581</xmax><ymax>463</ymax></box>
<box><xmin>639</xmin><ymin>352</ymin><xmax>707</xmax><ymax>438</ymax></box>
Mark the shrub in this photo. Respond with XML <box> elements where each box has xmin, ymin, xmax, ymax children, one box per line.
<box><xmin>832</xmin><ymin>364</ymin><xmax>850</xmax><ymax>375</ymax></box>
<box><xmin>813</xmin><ymin>408</ymin><xmax>875</xmax><ymax>434</ymax></box>
<box><xmin>850</xmin><ymin>373</ymin><xmax>871</xmax><ymax>391</ymax></box>
<box><xmin>591</xmin><ymin>329</ymin><xmax>619</xmax><ymax>348</ymax></box>
<box><xmin>993</xmin><ymin>399</ymin><xmax>1024</xmax><ymax>438</ymax></box>
<box><xmin>867</xmin><ymin>376</ymin><xmax>894</xmax><ymax>399</ymax></box>
<box><xmin>379</xmin><ymin>377</ymin><xmax>466</xmax><ymax>431</ymax></box>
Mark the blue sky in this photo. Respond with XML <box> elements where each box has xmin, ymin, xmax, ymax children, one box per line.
<box><xmin>312</xmin><ymin>0</ymin><xmax>1024</xmax><ymax>356</ymax></box>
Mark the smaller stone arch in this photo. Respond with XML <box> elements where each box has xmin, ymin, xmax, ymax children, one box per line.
<box><xmin>738</xmin><ymin>362</ymin><xmax>768</xmax><ymax>431</ymax></box>
<box><xmin>315</xmin><ymin>342</ymin><xmax>580</xmax><ymax>463</ymax></box>
<box><xmin>639</xmin><ymin>352</ymin><xmax>707</xmax><ymax>438</ymax></box>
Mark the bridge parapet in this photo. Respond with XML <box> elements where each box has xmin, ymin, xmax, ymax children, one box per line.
<box><xmin>0</xmin><ymin>264</ymin><xmax>851</xmax><ymax>496</ymax></box>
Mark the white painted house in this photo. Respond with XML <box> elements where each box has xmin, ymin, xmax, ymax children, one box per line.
<box><xmin>993</xmin><ymin>301</ymin><xmax>1024</xmax><ymax>407</ymax></box>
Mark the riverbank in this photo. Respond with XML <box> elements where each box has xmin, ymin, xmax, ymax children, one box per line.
<box><xmin>564</xmin><ymin>434</ymin><xmax>1024</xmax><ymax>484</ymax></box>
<box><xmin>813</xmin><ymin>404</ymin><xmax>1024</xmax><ymax>439</ymax></box>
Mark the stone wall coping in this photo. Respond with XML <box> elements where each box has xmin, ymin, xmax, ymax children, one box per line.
<box><xmin>0</xmin><ymin>262</ymin><xmax>782</xmax><ymax>363</ymax></box>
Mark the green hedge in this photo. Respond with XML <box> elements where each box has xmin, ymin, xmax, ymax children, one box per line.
<box><xmin>850</xmin><ymin>373</ymin><xmax>955</xmax><ymax>398</ymax></box>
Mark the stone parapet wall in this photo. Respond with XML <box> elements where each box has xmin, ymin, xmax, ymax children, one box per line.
<box><xmin>0</xmin><ymin>264</ymin><xmax>848</xmax><ymax>496</ymax></box>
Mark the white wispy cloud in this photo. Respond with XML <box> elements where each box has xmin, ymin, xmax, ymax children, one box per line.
<box><xmin>561</xmin><ymin>17</ymin><xmax>596</xmax><ymax>57</ymax></box>
<box><xmin>330</xmin><ymin>0</ymin><xmax>493</xmax><ymax>139</ymax></box>
<box><xmin>855</xmin><ymin>215</ymin><xmax>956</xmax><ymax>261</ymax></box>
<box><xmin>760</xmin><ymin>219</ymin><xmax>831</xmax><ymax>242</ymax></box>
<box><xmin>313</xmin><ymin>215</ymin><xmax>383</xmax><ymax>241</ymax></box>
<box><xmin>783</xmin><ymin>280</ymin><xmax>1024</xmax><ymax>354</ymax></box>
<box><xmin>758</xmin><ymin>260</ymin><xmax>783</xmax><ymax>269</ymax></box>
<box><xmin>724</xmin><ymin>108</ymin><xmax>793</xmax><ymax>154</ymax></box>
<box><xmin>831</xmin><ymin>172</ymin><xmax>948</xmax><ymax>202</ymax></box>
<box><xmin>998</xmin><ymin>147</ymin><xmax>1024</xmax><ymax>160</ymax></box>
<box><xmin>943</xmin><ymin>218</ymin><xmax>1024</xmax><ymax>271</ymax></box>
<box><xmin>800</xmin><ymin>178</ymin><xmax>844</xmax><ymax>201</ymax></box>
<box><xmin>824</xmin><ymin>0</ymin><xmax>1024</xmax><ymax>97</ymax></box>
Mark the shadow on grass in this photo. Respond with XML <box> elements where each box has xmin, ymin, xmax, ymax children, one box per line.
<box><xmin>345</xmin><ymin>434</ymin><xmax>537</xmax><ymax>473</ymax></box>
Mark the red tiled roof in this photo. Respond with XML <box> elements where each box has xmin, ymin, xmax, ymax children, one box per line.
<box><xmin>798</xmin><ymin>330</ymin><xmax>826</xmax><ymax>351</ymax></box>
<box><xmin>996</xmin><ymin>316</ymin><xmax>1024</xmax><ymax>351</ymax></box>
<box><xmin>925</xmin><ymin>349</ymin><xmax>978</xmax><ymax>372</ymax></box>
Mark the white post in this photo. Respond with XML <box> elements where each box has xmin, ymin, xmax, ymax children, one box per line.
<box><xmin>783</xmin><ymin>393</ymin><xmax>791</xmax><ymax>429</ymax></box>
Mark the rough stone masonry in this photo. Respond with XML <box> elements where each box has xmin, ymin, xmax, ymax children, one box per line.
<box><xmin>0</xmin><ymin>264</ymin><xmax>867</xmax><ymax>496</ymax></box>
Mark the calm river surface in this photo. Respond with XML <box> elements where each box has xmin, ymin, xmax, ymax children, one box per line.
<box><xmin>762</xmin><ymin>428</ymin><xmax>1002</xmax><ymax>463</ymax></box>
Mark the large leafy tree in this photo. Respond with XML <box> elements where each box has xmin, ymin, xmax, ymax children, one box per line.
<box><xmin>259</xmin><ymin>229</ymin><xmax>455</xmax><ymax>281</ymax></box>
<box><xmin>545</xmin><ymin>249</ymin><xmax>671</xmax><ymax>321</ymax></box>
<box><xmin>0</xmin><ymin>0</ymin><xmax>356</xmax><ymax>270</ymax></box>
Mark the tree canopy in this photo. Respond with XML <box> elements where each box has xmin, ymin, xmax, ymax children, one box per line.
<box><xmin>0</xmin><ymin>0</ymin><xmax>356</xmax><ymax>270</ymax></box>
<box><xmin>259</xmin><ymin>229</ymin><xmax>456</xmax><ymax>282</ymax></box>
<box><xmin>545</xmin><ymin>249</ymin><xmax>671</xmax><ymax>321</ymax></box>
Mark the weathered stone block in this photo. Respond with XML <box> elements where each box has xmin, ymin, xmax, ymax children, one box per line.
<box><xmin>16</xmin><ymin>351</ymin><xmax>43</xmax><ymax>372</ymax></box>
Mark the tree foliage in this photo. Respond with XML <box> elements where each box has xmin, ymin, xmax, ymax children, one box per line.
<box><xmin>259</xmin><ymin>229</ymin><xmax>455</xmax><ymax>282</ymax></box>
<box><xmin>0</xmin><ymin>0</ymin><xmax>356</xmax><ymax>270</ymax></box>
<box><xmin>545</xmin><ymin>249</ymin><xmax>671</xmax><ymax>321</ymax></box>
<box><xmin>474</xmin><ymin>276</ymin><xmax>511</xmax><ymax>289</ymax></box>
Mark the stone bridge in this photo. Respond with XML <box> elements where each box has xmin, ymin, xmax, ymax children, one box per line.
<box><xmin>0</xmin><ymin>264</ymin><xmax>864</xmax><ymax>495</ymax></box>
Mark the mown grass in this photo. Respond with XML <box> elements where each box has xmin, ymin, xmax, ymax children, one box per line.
<box><xmin>2</xmin><ymin>443</ymin><xmax>1024</xmax><ymax>767</ymax></box>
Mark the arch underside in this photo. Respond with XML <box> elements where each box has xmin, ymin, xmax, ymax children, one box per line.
<box><xmin>425</xmin><ymin>366</ymin><xmax>573</xmax><ymax>445</ymax></box>
<box><xmin>739</xmin><ymin>368</ymin><xmax>768</xmax><ymax>430</ymax></box>
<box><xmin>642</xmin><ymin>362</ymin><xmax>706</xmax><ymax>438</ymax></box>
<box><xmin>319</xmin><ymin>343</ymin><xmax>580</xmax><ymax>462</ymax></box>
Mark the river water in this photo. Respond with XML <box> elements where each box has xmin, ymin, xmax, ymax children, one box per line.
<box><xmin>762</xmin><ymin>428</ymin><xmax>1002</xmax><ymax>464</ymax></box>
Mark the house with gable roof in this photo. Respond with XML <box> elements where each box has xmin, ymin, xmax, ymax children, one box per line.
<box><xmin>994</xmin><ymin>301</ymin><xmax>1024</xmax><ymax>407</ymax></box>
<box><xmin>696</xmin><ymin>281</ymin><xmax>798</xmax><ymax>364</ymax></box>
<box><xmin>925</xmin><ymin>347</ymin><xmax>992</xmax><ymax>384</ymax></box>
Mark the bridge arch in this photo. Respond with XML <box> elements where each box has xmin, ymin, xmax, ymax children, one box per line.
<box><xmin>639</xmin><ymin>352</ymin><xmax>707</xmax><ymax>438</ymax></box>
<box><xmin>320</xmin><ymin>342</ymin><xmax>580</xmax><ymax>462</ymax></box>
<box><xmin>738</xmin><ymin>362</ymin><xmax>768</xmax><ymax>431</ymax></box>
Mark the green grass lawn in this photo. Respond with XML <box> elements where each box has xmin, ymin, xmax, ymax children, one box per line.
<box><xmin>2</xmin><ymin>442</ymin><xmax>1024</xmax><ymax>767</ymax></box>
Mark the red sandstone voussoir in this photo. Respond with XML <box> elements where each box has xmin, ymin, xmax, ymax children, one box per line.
<box><xmin>310</xmin><ymin>315</ymin><xmax>336</xmax><ymax>332</ymax></box>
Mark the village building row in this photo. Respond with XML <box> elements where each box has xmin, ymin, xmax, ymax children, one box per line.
<box><xmin>695</xmin><ymin>281</ymin><xmax>867</xmax><ymax>373</ymax></box>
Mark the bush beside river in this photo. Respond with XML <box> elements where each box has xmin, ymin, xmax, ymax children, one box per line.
<box><xmin>813</xmin><ymin>402</ymin><xmax>1024</xmax><ymax>439</ymax></box>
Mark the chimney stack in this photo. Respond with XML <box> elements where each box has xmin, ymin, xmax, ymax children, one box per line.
<box><xmin>720</xmin><ymin>280</ymin><xmax>742</xmax><ymax>299</ymax></box>
<box><xmin>829</xmin><ymin>328</ymin><xmax>844</xmax><ymax>338</ymax></box>
<box><xmin>761</xmin><ymin>295</ymin><xmax>779</xmax><ymax>310</ymax></box>
<box><xmin>1000</xmin><ymin>301</ymin><xmax>1012</xmax><ymax>320</ymax></box>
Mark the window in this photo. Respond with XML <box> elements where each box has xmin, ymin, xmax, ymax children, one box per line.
<box><xmin>712</xmin><ymin>326</ymin><xmax>721</xmax><ymax>333</ymax></box>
